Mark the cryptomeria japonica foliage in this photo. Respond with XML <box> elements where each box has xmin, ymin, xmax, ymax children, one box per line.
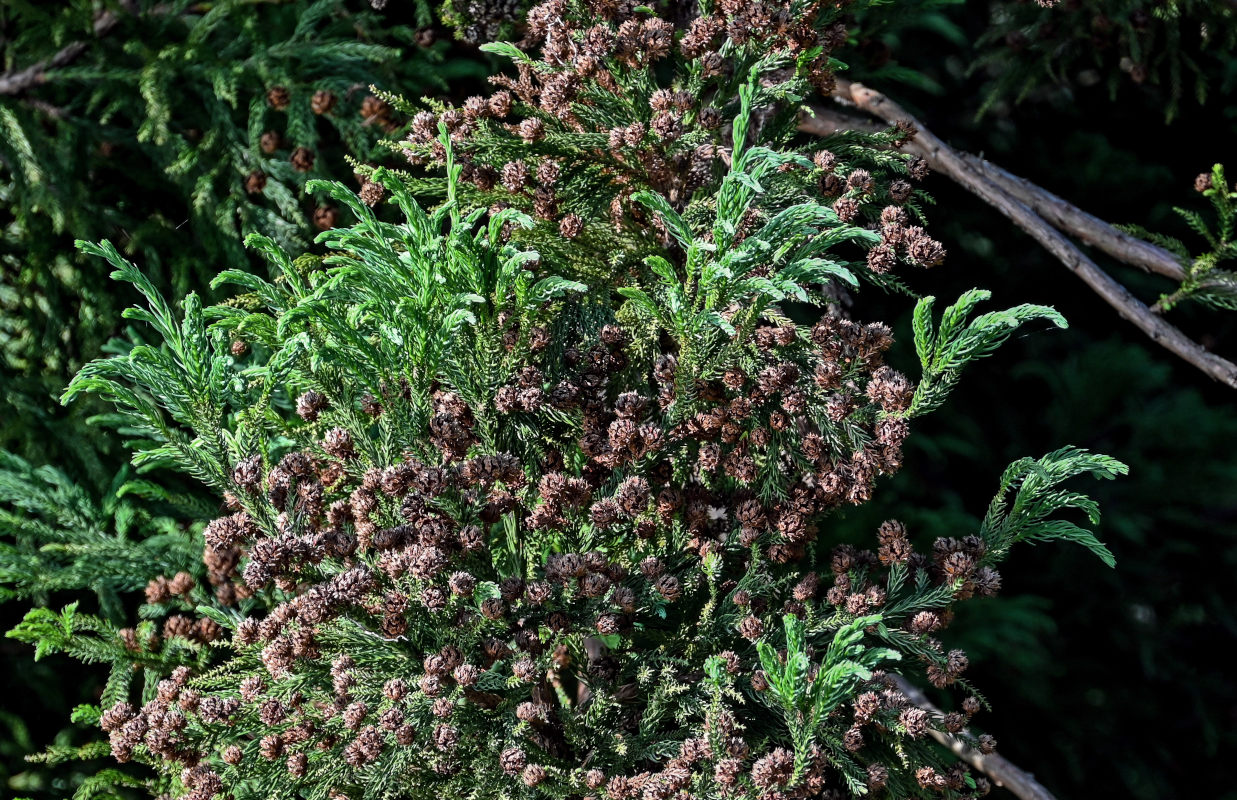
<box><xmin>2</xmin><ymin>1</ymin><xmax>1135</xmax><ymax>799</ymax></box>
<box><xmin>0</xmin><ymin>0</ymin><xmax>461</xmax><ymax>474</ymax></box>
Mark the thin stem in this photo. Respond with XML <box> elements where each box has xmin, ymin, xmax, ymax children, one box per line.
<box><xmin>801</xmin><ymin>88</ymin><xmax>1237</xmax><ymax>389</ymax></box>
<box><xmin>890</xmin><ymin>674</ymin><xmax>1060</xmax><ymax>800</ymax></box>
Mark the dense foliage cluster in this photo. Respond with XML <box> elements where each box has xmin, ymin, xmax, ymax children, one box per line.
<box><xmin>33</xmin><ymin>141</ymin><xmax>1121</xmax><ymax>798</ymax></box>
<box><xmin>399</xmin><ymin>0</ymin><xmax>941</xmax><ymax>285</ymax></box>
<box><xmin>12</xmin><ymin>0</ymin><xmax>1237</xmax><ymax>799</ymax></box>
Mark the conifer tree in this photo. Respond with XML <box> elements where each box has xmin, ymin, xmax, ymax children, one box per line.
<box><xmin>17</xmin><ymin>0</ymin><xmax>1237</xmax><ymax>798</ymax></box>
<box><xmin>36</xmin><ymin>146</ymin><xmax>1121</xmax><ymax>800</ymax></box>
<box><xmin>0</xmin><ymin>3</ymin><xmax>1135</xmax><ymax>798</ymax></box>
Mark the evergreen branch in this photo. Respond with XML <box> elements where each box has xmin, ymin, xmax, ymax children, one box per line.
<box><xmin>981</xmin><ymin>447</ymin><xmax>1128</xmax><ymax>567</ymax></box>
<box><xmin>1146</xmin><ymin>165</ymin><xmax>1237</xmax><ymax>313</ymax></box>
<box><xmin>909</xmin><ymin>290</ymin><xmax>1067</xmax><ymax>418</ymax></box>
<box><xmin>0</xmin><ymin>448</ymin><xmax>203</xmax><ymax>619</ymax></box>
<box><xmin>757</xmin><ymin>614</ymin><xmax>899</xmax><ymax>781</ymax></box>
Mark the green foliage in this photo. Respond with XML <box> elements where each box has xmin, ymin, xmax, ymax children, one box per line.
<box><xmin>620</xmin><ymin>97</ymin><xmax>874</xmax><ymax>417</ymax></box>
<box><xmin>0</xmin><ymin>0</ymin><xmax>476</xmax><ymax>469</ymax></box>
<box><xmin>1123</xmin><ymin>164</ymin><xmax>1237</xmax><ymax>313</ymax></box>
<box><xmin>394</xmin><ymin>0</ymin><xmax>929</xmax><ymax>287</ymax></box>
<box><xmin>7</xmin><ymin>600</ymin><xmax>206</xmax><ymax>701</ymax></box>
<box><xmin>0</xmin><ymin>451</ymin><xmax>205</xmax><ymax>619</ymax></box>
<box><xmin>979</xmin><ymin>447</ymin><xmax>1128</xmax><ymax>567</ymax></box>
<box><xmin>62</xmin><ymin>157</ymin><xmax>580</xmax><ymax>493</ymax></box>
<box><xmin>65</xmin><ymin>237</ymin><xmax>247</xmax><ymax>486</ymax></box>
<box><xmin>8</xmin><ymin>602</ymin><xmax>84</xmax><ymax>662</ymax></box>
<box><xmin>909</xmin><ymin>289</ymin><xmax>1067</xmax><ymax>417</ymax></box>
<box><xmin>755</xmin><ymin>614</ymin><xmax>899</xmax><ymax>784</ymax></box>
<box><xmin>4</xmin><ymin>599</ymin><xmax>203</xmax><ymax>800</ymax></box>
<box><xmin>63</xmin><ymin>768</ymin><xmax>149</xmax><ymax>800</ymax></box>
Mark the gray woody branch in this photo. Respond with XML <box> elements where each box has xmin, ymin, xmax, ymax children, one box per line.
<box><xmin>801</xmin><ymin>82</ymin><xmax>1237</xmax><ymax>389</ymax></box>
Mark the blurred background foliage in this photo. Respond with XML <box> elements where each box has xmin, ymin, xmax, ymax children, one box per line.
<box><xmin>2</xmin><ymin>0</ymin><xmax>1236</xmax><ymax>798</ymax></box>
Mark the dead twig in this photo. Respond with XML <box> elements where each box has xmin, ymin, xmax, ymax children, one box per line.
<box><xmin>956</xmin><ymin>153</ymin><xmax>1187</xmax><ymax>282</ymax></box>
<box><xmin>0</xmin><ymin>7</ymin><xmax>127</xmax><ymax>96</ymax></box>
<box><xmin>801</xmin><ymin>85</ymin><xmax>1237</xmax><ymax>388</ymax></box>
<box><xmin>800</xmin><ymin>103</ymin><xmax>1185</xmax><ymax>282</ymax></box>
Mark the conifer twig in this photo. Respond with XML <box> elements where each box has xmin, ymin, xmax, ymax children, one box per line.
<box><xmin>889</xmin><ymin>674</ymin><xmax>1059</xmax><ymax>800</ymax></box>
<box><xmin>801</xmin><ymin>86</ymin><xmax>1237</xmax><ymax>389</ymax></box>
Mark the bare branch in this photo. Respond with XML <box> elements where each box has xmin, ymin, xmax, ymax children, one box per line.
<box><xmin>799</xmin><ymin>105</ymin><xmax>886</xmax><ymax>137</ymax></box>
<box><xmin>956</xmin><ymin>153</ymin><xmax>1188</xmax><ymax>282</ymax></box>
<box><xmin>801</xmin><ymin>83</ymin><xmax>1237</xmax><ymax>389</ymax></box>
<box><xmin>0</xmin><ymin>9</ymin><xmax>123</xmax><ymax>96</ymax></box>
<box><xmin>890</xmin><ymin>674</ymin><xmax>1059</xmax><ymax>800</ymax></box>
<box><xmin>800</xmin><ymin>104</ymin><xmax>1186</xmax><ymax>282</ymax></box>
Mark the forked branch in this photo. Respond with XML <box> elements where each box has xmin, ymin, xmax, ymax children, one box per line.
<box><xmin>800</xmin><ymin>84</ymin><xmax>1237</xmax><ymax>388</ymax></box>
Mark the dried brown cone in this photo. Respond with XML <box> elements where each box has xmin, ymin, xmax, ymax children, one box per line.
<box><xmin>260</xmin><ymin>130</ymin><xmax>282</xmax><ymax>155</ymax></box>
<box><xmin>361</xmin><ymin>95</ymin><xmax>392</xmax><ymax>124</ymax></box>
<box><xmin>312</xmin><ymin>89</ymin><xmax>338</xmax><ymax>115</ymax></box>
<box><xmin>560</xmin><ymin>213</ymin><xmax>584</xmax><ymax>239</ymax></box>
<box><xmin>314</xmin><ymin>206</ymin><xmax>339</xmax><ymax>231</ymax></box>
<box><xmin>245</xmin><ymin>171</ymin><xmax>268</xmax><ymax>195</ymax></box>
<box><xmin>359</xmin><ymin>180</ymin><xmax>386</xmax><ymax>207</ymax></box>
<box><xmin>291</xmin><ymin>147</ymin><xmax>316</xmax><ymax>173</ymax></box>
<box><xmin>267</xmin><ymin>86</ymin><xmax>291</xmax><ymax>110</ymax></box>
